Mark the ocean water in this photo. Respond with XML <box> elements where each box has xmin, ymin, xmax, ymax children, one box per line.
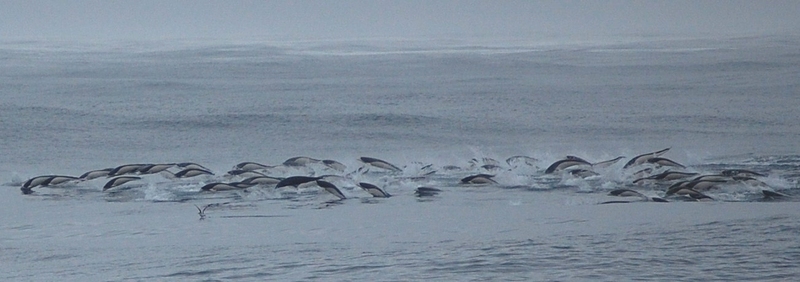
<box><xmin>2</xmin><ymin>35</ymin><xmax>800</xmax><ymax>281</ymax></box>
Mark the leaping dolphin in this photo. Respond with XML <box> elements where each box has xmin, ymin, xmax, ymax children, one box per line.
<box><xmin>357</xmin><ymin>182</ymin><xmax>391</xmax><ymax>198</ymax></box>
<box><xmin>359</xmin><ymin>157</ymin><xmax>402</xmax><ymax>172</ymax></box>
<box><xmin>623</xmin><ymin>148</ymin><xmax>670</xmax><ymax>169</ymax></box>
<box><xmin>315</xmin><ymin>180</ymin><xmax>346</xmax><ymax>200</ymax></box>
<box><xmin>103</xmin><ymin>176</ymin><xmax>141</xmax><ymax>191</ymax></box>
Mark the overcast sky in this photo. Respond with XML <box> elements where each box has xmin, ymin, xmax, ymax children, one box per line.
<box><xmin>2</xmin><ymin>0</ymin><xmax>799</xmax><ymax>41</ymax></box>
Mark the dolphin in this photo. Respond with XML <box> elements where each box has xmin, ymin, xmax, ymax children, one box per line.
<box><xmin>608</xmin><ymin>188</ymin><xmax>647</xmax><ymax>197</ymax></box>
<box><xmin>21</xmin><ymin>175</ymin><xmax>55</xmax><ymax>191</ymax></box>
<box><xmin>602</xmin><ymin>188</ymin><xmax>668</xmax><ymax>204</ymax></box>
<box><xmin>233</xmin><ymin>162</ymin><xmax>275</xmax><ymax>171</ymax></box>
<box><xmin>283</xmin><ymin>156</ymin><xmax>321</xmax><ymax>167</ymax></box>
<box><xmin>240</xmin><ymin>176</ymin><xmax>284</xmax><ymax>185</ymax></box>
<box><xmin>315</xmin><ymin>180</ymin><xmax>346</xmax><ymax>200</ymax></box>
<box><xmin>103</xmin><ymin>176</ymin><xmax>141</xmax><ymax>191</ymax></box>
<box><xmin>176</xmin><ymin>162</ymin><xmax>212</xmax><ymax>171</ymax></box>
<box><xmin>415</xmin><ymin>187</ymin><xmax>442</xmax><ymax>197</ymax></box>
<box><xmin>545</xmin><ymin>158</ymin><xmax>592</xmax><ymax>174</ymax></box>
<box><xmin>664</xmin><ymin>186</ymin><xmax>714</xmax><ymax>201</ymax></box>
<box><xmin>78</xmin><ymin>168</ymin><xmax>114</xmax><ymax>180</ymax></box>
<box><xmin>690</xmin><ymin>174</ymin><xmax>732</xmax><ymax>182</ymax></box>
<box><xmin>172</xmin><ymin>168</ymin><xmax>214</xmax><ymax>178</ymax></box>
<box><xmin>275</xmin><ymin>176</ymin><xmax>323</xmax><ymax>189</ymax></box>
<box><xmin>460</xmin><ymin>174</ymin><xmax>497</xmax><ymax>185</ymax></box>
<box><xmin>623</xmin><ymin>147</ymin><xmax>670</xmax><ymax>169</ymax></box>
<box><xmin>357</xmin><ymin>182</ymin><xmax>391</xmax><ymax>198</ymax></box>
<box><xmin>137</xmin><ymin>163</ymin><xmax>175</xmax><ymax>175</ymax></box>
<box><xmin>109</xmin><ymin>164</ymin><xmax>147</xmax><ymax>176</ymax></box>
<box><xmin>200</xmin><ymin>182</ymin><xmax>254</xmax><ymax>192</ymax></box>
<box><xmin>225</xmin><ymin>169</ymin><xmax>266</xmax><ymax>178</ymax></box>
<box><xmin>359</xmin><ymin>157</ymin><xmax>402</xmax><ymax>172</ymax></box>
<box><xmin>632</xmin><ymin>170</ymin><xmax>698</xmax><ymax>184</ymax></box>
<box><xmin>666</xmin><ymin>178</ymin><xmax>728</xmax><ymax>196</ymax></box>
<box><xmin>42</xmin><ymin>175</ymin><xmax>80</xmax><ymax>186</ymax></box>
<box><xmin>21</xmin><ymin>175</ymin><xmax>79</xmax><ymax>193</ymax></box>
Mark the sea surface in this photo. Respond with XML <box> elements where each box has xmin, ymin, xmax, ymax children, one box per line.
<box><xmin>1</xmin><ymin>35</ymin><xmax>799</xmax><ymax>281</ymax></box>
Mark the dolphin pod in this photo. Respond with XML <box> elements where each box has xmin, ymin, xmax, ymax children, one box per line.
<box><xmin>15</xmin><ymin>150</ymin><xmax>788</xmax><ymax>205</ymax></box>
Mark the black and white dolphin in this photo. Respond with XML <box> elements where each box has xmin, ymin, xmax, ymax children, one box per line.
<box><xmin>608</xmin><ymin>189</ymin><xmax>647</xmax><ymax>197</ymax></box>
<box><xmin>357</xmin><ymin>182</ymin><xmax>391</xmax><ymax>198</ymax></box>
<box><xmin>224</xmin><ymin>169</ymin><xmax>266</xmax><ymax>178</ymax></box>
<box><xmin>460</xmin><ymin>174</ymin><xmax>497</xmax><ymax>185</ymax></box>
<box><xmin>78</xmin><ymin>168</ymin><xmax>114</xmax><ymax>180</ymax></box>
<box><xmin>176</xmin><ymin>162</ymin><xmax>212</xmax><ymax>171</ymax></box>
<box><xmin>283</xmin><ymin>156</ymin><xmax>321</xmax><ymax>167</ymax></box>
<box><xmin>623</xmin><ymin>147</ymin><xmax>670</xmax><ymax>169</ymax></box>
<box><xmin>21</xmin><ymin>175</ymin><xmax>80</xmax><ymax>193</ymax></box>
<box><xmin>103</xmin><ymin>176</ymin><xmax>141</xmax><ymax>191</ymax></box>
<box><xmin>21</xmin><ymin>175</ymin><xmax>56</xmax><ymax>191</ymax></box>
<box><xmin>172</xmin><ymin>168</ymin><xmax>214</xmax><ymax>178</ymax></box>
<box><xmin>137</xmin><ymin>163</ymin><xmax>175</xmax><ymax>175</ymax></box>
<box><xmin>200</xmin><ymin>182</ymin><xmax>254</xmax><ymax>192</ymax></box>
<box><xmin>690</xmin><ymin>174</ymin><xmax>731</xmax><ymax>182</ymax></box>
<box><xmin>690</xmin><ymin>179</ymin><xmax>730</xmax><ymax>191</ymax></box>
<box><xmin>601</xmin><ymin>188</ymin><xmax>668</xmax><ymax>204</ymax></box>
<box><xmin>233</xmin><ymin>162</ymin><xmax>275</xmax><ymax>171</ymax></box>
<box><xmin>545</xmin><ymin>157</ymin><xmax>592</xmax><ymax>174</ymax></box>
<box><xmin>359</xmin><ymin>157</ymin><xmax>402</xmax><ymax>172</ymax></box>
<box><xmin>632</xmin><ymin>170</ymin><xmax>698</xmax><ymax>184</ymax></box>
<box><xmin>315</xmin><ymin>180</ymin><xmax>346</xmax><ymax>200</ymax></box>
<box><xmin>240</xmin><ymin>176</ymin><xmax>284</xmax><ymax>185</ymax></box>
<box><xmin>415</xmin><ymin>187</ymin><xmax>442</xmax><ymax>197</ymax></box>
<box><xmin>275</xmin><ymin>176</ymin><xmax>323</xmax><ymax>189</ymax></box>
<box><xmin>109</xmin><ymin>164</ymin><xmax>147</xmax><ymax>176</ymax></box>
<box><xmin>42</xmin><ymin>175</ymin><xmax>80</xmax><ymax>186</ymax></box>
<box><xmin>665</xmin><ymin>178</ymin><xmax>728</xmax><ymax>196</ymax></box>
<box><xmin>664</xmin><ymin>186</ymin><xmax>714</xmax><ymax>201</ymax></box>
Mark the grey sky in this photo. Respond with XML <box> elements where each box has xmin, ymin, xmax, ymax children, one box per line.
<box><xmin>2</xmin><ymin>0</ymin><xmax>799</xmax><ymax>41</ymax></box>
